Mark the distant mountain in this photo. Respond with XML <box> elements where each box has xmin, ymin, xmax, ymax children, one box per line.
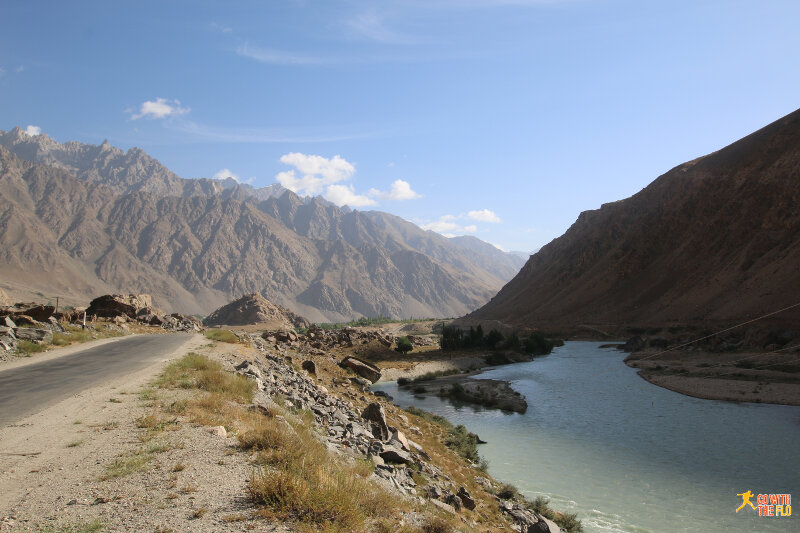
<box><xmin>0</xmin><ymin>128</ymin><xmax>524</xmax><ymax>321</ymax></box>
<box><xmin>461</xmin><ymin>108</ymin><xmax>800</xmax><ymax>331</ymax></box>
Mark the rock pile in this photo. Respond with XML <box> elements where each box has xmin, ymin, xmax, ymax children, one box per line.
<box><xmin>261</xmin><ymin>324</ymin><xmax>396</xmax><ymax>356</ymax></box>
<box><xmin>86</xmin><ymin>294</ymin><xmax>155</xmax><ymax>319</ymax></box>
<box><xmin>84</xmin><ymin>294</ymin><xmax>200</xmax><ymax>332</ymax></box>
<box><xmin>203</xmin><ymin>293</ymin><xmax>309</xmax><ymax>329</ymax></box>
<box><xmin>237</xmin><ymin>334</ymin><xmax>564</xmax><ymax>531</ymax></box>
<box><xmin>0</xmin><ymin>315</ymin><xmax>60</xmax><ymax>352</ymax></box>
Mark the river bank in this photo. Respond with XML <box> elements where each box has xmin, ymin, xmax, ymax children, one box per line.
<box><xmin>374</xmin><ymin>341</ymin><xmax>800</xmax><ymax>533</ymax></box>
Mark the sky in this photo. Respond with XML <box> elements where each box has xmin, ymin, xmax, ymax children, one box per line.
<box><xmin>1</xmin><ymin>1</ymin><xmax>799</xmax><ymax>253</ymax></box>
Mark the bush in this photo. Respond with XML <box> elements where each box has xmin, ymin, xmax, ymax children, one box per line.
<box><xmin>396</xmin><ymin>336</ymin><xmax>413</xmax><ymax>354</ymax></box>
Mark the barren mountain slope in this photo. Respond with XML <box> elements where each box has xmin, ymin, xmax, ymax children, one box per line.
<box><xmin>0</xmin><ymin>140</ymin><xmax>503</xmax><ymax>320</ymax></box>
<box><xmin>464</xmin><ymin>108</ymin><xmax>800</xmax><ymax>330</ymax></box>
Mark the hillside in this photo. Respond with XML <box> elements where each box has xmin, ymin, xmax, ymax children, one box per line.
<box><xmin>462</xmin><ymin>108</ymin><xmax>800</xmax><ymax>332</ymax></box>
<box><xmin>0</xmin><ymin>128</ymin><xmax>523</xmax><ymax>321</ymax></box>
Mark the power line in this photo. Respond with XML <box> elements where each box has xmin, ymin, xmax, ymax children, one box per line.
<box><xmin>630</xmin><ymin>300</ymin><xmax>800</xmax><ymax>363</ymax></box>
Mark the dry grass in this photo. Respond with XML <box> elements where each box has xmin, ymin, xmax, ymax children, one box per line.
<box><xmin>204</xmin><ymin>329</ymin><xmax>239</xmax><ymax>343</ymax></box>
<box><xmin>242</xmin><ymin>408</ymin><xmax>400</xmax><ymax>531</ymax></box>
<box><xmin>155</xmin><ymin>352</ymin><xmax>255</xmax><ymax>403</ymax></box>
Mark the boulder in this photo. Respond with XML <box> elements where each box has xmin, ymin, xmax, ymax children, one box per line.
<box><xmin>379</xmin><ymin>445</ymin><xmax>412</xmax><ymax>464</ymax></box>
<box><xmin>301</xmin><ymin>360</ymin><xmax>316</xmax><ymax>374</ymax></box>
<box><xmin>3</xmin><ymin>317</ymin><xmax>16</xmax><ymax>328</ymax></box>
<box><xmin>361</xmin><ymin>402</ymin><xmax>390</xmax><ymax>441</ymax></box>
<box><xmin>457</xmin><ymin>486</ymin><xmax>476</xmax><ymax>510</ymax></box>
<box><xmin>340</xmin><ymin>356</ymin><xmax>382</xmax><ymax>383</ymax></box>
<box><xmin>14</xmin><ymin>328</ymin><xmax>53</xmax><ymax>344</ymax></box>
<box><xmin>86</xmin><ymin>294</ymin><xmax>153</xmax><ymax>319</ymax></box>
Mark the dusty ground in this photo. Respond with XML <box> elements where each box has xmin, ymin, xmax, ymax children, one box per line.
<box><xmin>0</xmin><ymin>334</ymin><xmax>288</xmax><ymax>533</ymax></box>
<box><xmin>625</xmin><ymin>349</ymin><xmax>800</xmax><ymax>405</ymax></box>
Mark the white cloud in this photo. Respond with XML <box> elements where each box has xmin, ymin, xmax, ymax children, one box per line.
<box><xmin>236</xmin><ymin>43</ymin><xmax>326</xmax><ymax>66</ymax></box>
<box><xmin>210</xmin><ymin>22</ymin><xmax>232</xmax><ymax>33</ymax></box>
<box><xmin>129</xmin><ymin>98</ymin><xmax>189</xmax><ymax>120</ymax></box>
<box><xmin>212</xmin><ymin>168</ymin><xmax>241</xmax><ymax>181</ymax></box>
<box><xmin>368</xmin><ymin>179</ymin><xmax>421</xmax><ymax>201</ymax></box>
<box><xmin>467</xmin><ymin>209</ymin><xmax>502</xmax><ymax>223</ymax></box>
<box><xmin>24</xmin><ymin>125</ymin><xmax>41</xmax><ymax>136</ymax></box>
<box><xmin>15</xmin><ymin>65</ymin><xmax>24</xmax><ymax>73</ymax></box>
<box><xmin>276</xmin><ymin>153</ymin><xmax>356</xmax><ymax>196</ymax></box>
<box><xmin>346</xmin><ymin>12</ymin><xmax>419</xmax><ymax>44</ymax></box>
<box><xmin>0</xmin><ymin>67</ymin><xmax>5</xmax><ymax>77</ymax></box>
<box><xmin>420</xmin><ymin>215</ymin><xmax>478</xmax><ymax>237</ymax></box>
<box><xmin>324</xmin><ymin>184</ymin><xmax>377</xmax><ymax>207</ymax></box>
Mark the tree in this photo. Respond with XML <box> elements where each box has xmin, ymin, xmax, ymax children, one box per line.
<box><xmin>396</xmin><ymin>336</ymin><xmax>413</xmax><ymax>354</ymax></box>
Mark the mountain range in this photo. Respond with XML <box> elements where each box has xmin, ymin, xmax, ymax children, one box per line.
<box><xmin>462</xmin><ymin>107</ymin><xmax>800</xmax><ymax>333</ymax></box>
<box><xmin>0</xmin><ymin>127</ymin><xmax>525</xmax><ymax>322</ymax></box>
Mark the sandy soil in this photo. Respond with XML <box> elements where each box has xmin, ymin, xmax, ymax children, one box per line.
<box><xmin>377</xmin><ymin>355</ymin><xmax>488</xmax><ymax>383</ymax></box>
<box><xmin>625</xmin><ymin>349</ymin><xmax>800</xmax><ymax>405</ymax></box>
<box><xmin>0</xmin><ymin>334</ymin><xmax>288</xmax><ymax>532</ymax></box>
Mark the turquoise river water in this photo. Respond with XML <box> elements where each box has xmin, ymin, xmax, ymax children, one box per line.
<box><xmin>373</xmin><ymin>342</ymin><xmax>799</xmax><ymax>533</ymax></box>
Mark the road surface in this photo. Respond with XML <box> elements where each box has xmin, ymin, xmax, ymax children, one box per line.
<box><xmin>0</xmin><ymin>334</ymin><xmax>192</xmax><ymax>426</ymax></box>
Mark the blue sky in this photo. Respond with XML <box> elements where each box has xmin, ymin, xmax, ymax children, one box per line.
<box><xmin>2</xmin><ymin>1</ymin><xmax>799</xmax><ymax>252</ymax></box>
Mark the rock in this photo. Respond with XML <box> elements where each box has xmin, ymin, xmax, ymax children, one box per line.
<box><xmin>361</xmin><ymin>402</ymin><xmax>390</xmax><ymax>441</ymax></box>
<box><xmin>301</xmin><ymin>360</ymin><xmax>316</xmax><ymax>374</ymax></box>
<box><xmin>430</xmin><ymin>499</ymin><xmax>456</xmax><ymax>515</ymax></box>
<box><xmin>423</xmin><ymin>485</ymin><xmax>441</xmax><ymax>500</ymax></box>
<box><xmin>0</xmin><ymin>326</ymin><xmax>15</xmax><ymax>338</ymax></box>
<box><xmin>14</xmin><ymin>328</ymin><xmax>53</xmax><ymax>344</ymax></box>
<box><xmin>209</xmin><ymin>426</ymin><xmax>227</xmax><ymax>437</ymax></box>
<box><xmin>86</xmin><ymin>294</ymin><xmax>153</xmax><ymax>319</ymax></box>
<box><xmin>3</xmin><ymin>317</ymin><xmax>16</xmax><ymax>328</ymax></box>
<box><xmin>457</xmin><ymin>486</ymin><xmax>476</xmax><ymax>510</ymax></box>
<box><xmin>47</xmin><ymin>317</ymin><xmax>65</xmax><ymax>332</ymax></box>
<box><xmin>349</xmin><ymin>377</ymin><xmax>371</xmax><ymax>391</ymax></box>
<box><xmin>9</xmin><ymin>315</ymin><xmax>40</xmax><ymax>327</ymax></box>
<box><xmin>390</xmin><ymin>429</ymin><xmax>410</xmax><ymax>452</ymax></box>
<box><xmin>370</xmin><ymin>454</ymin><xmax>385</xmax><ymax>467</ymax></box>
<box><xmin>340</xmin><ymin>356</ymin><xmax>382</xmax><ymax>383</ymax></box>
<box><xmin>379</xmin><ymin>445</ymin><xmax>412</xmax><ymax>464</ymax></box>
<box><xmin>13</xmin><ymin>305</ymin><xmax>55</xmax><ymax>322</ymax></box>
<box><xmin>444</xmin><ymin>492</ymin><xmax>462</xmax><ymax>511</ymax></box>
<box><xmin>0</xmin><ymin>336</ymin><xmax>17</xmax><ymax>351</ymax></box>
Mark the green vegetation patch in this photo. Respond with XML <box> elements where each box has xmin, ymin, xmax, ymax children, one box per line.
<box><xmin>204</xmin><ymin>329</ymin><xmax>239</xmax><ymax>343</ymax></box>
<box><xmin>404</xmin><ymin>406</ymin><xmax>483</xmax><ymax>465</ymax></box>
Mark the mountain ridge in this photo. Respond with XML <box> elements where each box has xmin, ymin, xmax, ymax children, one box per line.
<box><xmin>461</xmin><ymin>107</ymin><xmax>800</xmax><ymax>331</ymax></box>
<box><xmin>0</xmin><ymin>129</ymin><xmax>524</xmax><ymax>321</ymax></box>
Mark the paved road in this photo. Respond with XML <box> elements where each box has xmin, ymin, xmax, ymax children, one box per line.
<box><xmin>0</xmin><ymin>334</ymin><xmax>192</xmax><ymax>426</ymax></box>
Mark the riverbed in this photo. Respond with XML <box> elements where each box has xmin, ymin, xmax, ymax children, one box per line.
<box><xmin>374</xmin><ymin>342</ymin><xmax>799</xmax><ymax>532</ymax></box>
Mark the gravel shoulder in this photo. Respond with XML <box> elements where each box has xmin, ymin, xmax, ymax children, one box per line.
<box><xmin>0</xmin><ymin>333</ymin><xmax>272</xmax><ymax>532</ymax></box>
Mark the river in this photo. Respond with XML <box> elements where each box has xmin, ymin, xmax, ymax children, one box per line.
<box><xmin>373</xmin><ymin>342</ymin><xmax>799</xmax><ymax>532</ymax></box>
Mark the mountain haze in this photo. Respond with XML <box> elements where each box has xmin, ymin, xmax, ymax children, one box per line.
<box><xmin>462</xmin><ymin>108</ymin><xmax>800</xmax><ymax>331</ymax></box>
<box><xmin>0</xmin><ymin>128</ymin><xmax>524</xmax><ymax>321</ymax></box>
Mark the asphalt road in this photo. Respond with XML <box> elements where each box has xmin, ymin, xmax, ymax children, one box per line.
<box><xmin>0</xmin><ymin>334</ymin><xmax>192</xmax><ymax>426</ymax></box>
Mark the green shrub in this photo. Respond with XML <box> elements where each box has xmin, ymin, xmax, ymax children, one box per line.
<box><xmin>395</xmin><ymin>336</ymin><xmax>413</xmax><ymax>354</ymax></box>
